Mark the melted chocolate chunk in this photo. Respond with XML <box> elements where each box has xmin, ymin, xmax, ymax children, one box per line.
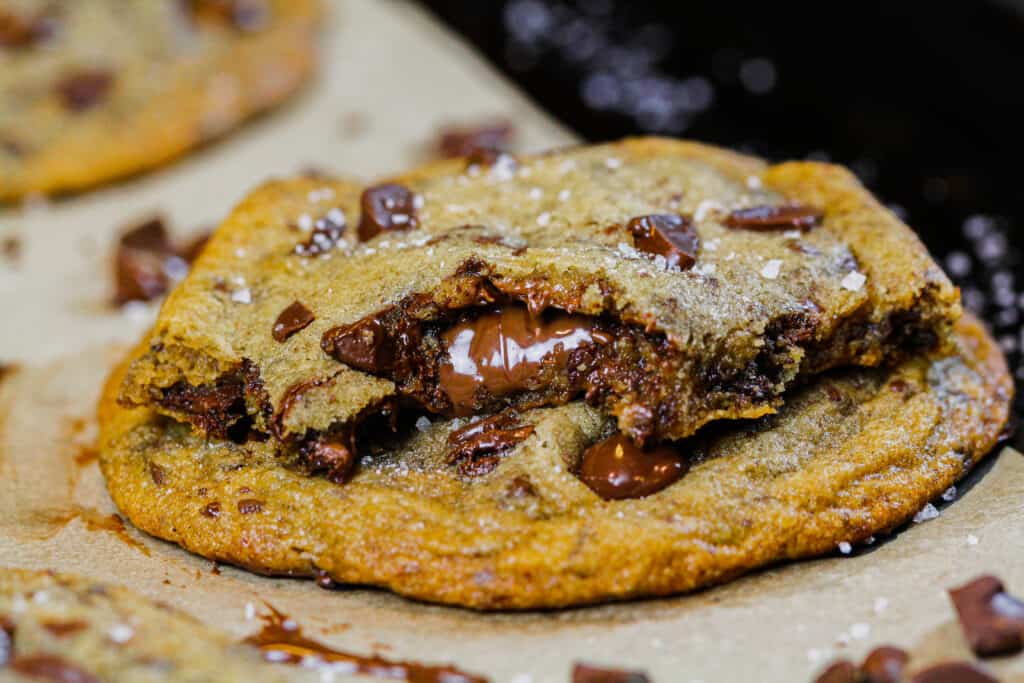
<box><xmin>627</xmin><ymin>214</ymin><xmax>699</xmax><ymax>270</ymax></box>
<box><xmin>910</xmin><ymin>662</ymin><xmax>998</xmax><ymax>683</ymax></box>
<box><xmin>272</xmin><ymin>301</ymin><xmax>315</xmax><ymax>342</ymax></box>
<box><xmin>861</xmin><ymin>646</ymin><xmax>909</xmax><ymax>683</ymax></box>
<box><xmin>56</xmin><ymin>69</ymin><xmax>114</xmax><ymax>112</ymax></box>
<box><xmin>0</xmin><ymin>9</ymin><xmax>54</xmax><ymax>49</ymax></box>
<box><xmin>724</xmin><ymin>204</ymin><xmax>823</xmax><ymax>230</ymax></box>
<box><xmin>0</xmin><ymin>616</ymin><xmax>13</xmax><ymax>666</ymax></box>
<box><xmin>577</xmin><ymin>434</ymin><xmax>687</xmax><ymax>500</ymax></box>
<box><xmin>949</xmin><ymin>574</ymin><xmax>1024</xmax><ymax>657</ymax></box>
<box><xmin>301</xmin><ymin>432</ymin><xmax>357</xmax><ymax>484</ymax></box>
<box><xmin>10</xmin><ymin>654</ymin><xmax>100</xmax><ymax>683</ymax></box>
<box><xmin>813</xmin><ymin>660</ymin><xmax>858</xmax><ymax>683</ymax></box>
<box><xmin>446</xmin><ymin>413</ymin><xmax>535</xmax><ymax>477</ymax></box>
<box><xmin>237</xmin><ymin>499</ymin><xmax>263</xmax><ymax>515</ymax></box>
<box><xmin>294</xmin><ymin>211</ymin><xmax>346</xmax><ymax>256</ymax></box>
<box><xmin>439</xmin><ymin>307</ymin><xmax>606</xmax><ymax>415</ymax></box>
<box><xmin>437</xmin><ymin>120</ymin><xmax>514</xmax><ymax>160</ymax></box>
<box><xmin>201</xmin><ymin>501</ymin><xmax>221</xmax><ymax>518</ymax></box>
<box><xmin>246</xmin><ymin>604</ymin><xmax>488</xmax><ymax>682</ymax></box>
<box><xmin>357</xmin><ymin>184</ymin><xmax>418</xmax><ymax>242</ymax></box>
<box><xmin>322</xmin><ymin>314</ymin><xmax>397</xmax><ymax>374</ymax></box>
<box><xmin>572</xmin><ymin>663</ymin><xmax>651</xmax><ymax>683</ymax></box>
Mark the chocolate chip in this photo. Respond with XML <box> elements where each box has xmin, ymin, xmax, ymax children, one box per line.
<box><xmin>949</xmin><ymin>574</ymin><xmax>1024</xmax><ymax>656</ymax></box>
<box><xmin>627</xmin><ymin>214</ymin><xmax>699</xmax><ymax>270</ymax></box>
<box><xmin>11</xmin><ymin>655</ymin><xmax>100</xmax><ymax>683</ymax></box>
<box><xmin>813</xmin><ymin>660</ymin><xmax>858</xmax><ymax>683</ymax></box>
<box><xmin>321</xmin><ymin>314</ymin><xmax>396</xmax><ymax>374</ymax></box>
<box><xmin>578</xmin><ymin>434</ymin><xmax>687</xmax><ymax>500</ymax></box>
<box><xmin>302</xmin><ymin>432</ymin><xmax>357</xmax><ymax>484</ymax></box>
<box><xmin>861</xmin><ymin>646</ymin><xmax>909</xmax><ymax>683</ymax></box>
<box><xmin>237</xmin><ymin>499</ymin><xmax>263</xmax><ymax>515</ymax></box>
<box><xmin>572</xmin><ymin>662</ymin><xmax>651</xmax><ymax>683</ymax></box>
<box><xmin>446</xmin><ymin>413</ymin><xmax>535</xmax><ymax>477</ymax></box>
<box><xmin>0</xmin><ymin>9</ymin><xmax>55</xmax><ymax>49</ymax></box>
<box><xmin>910</xmin><ymin>662</ymin><xmax>998</xmax><ymax>683</ymax></box>
<box><xmin>357</xmin><ymin>184</ymin><xmax>418</xmax><ymax>242</ymax></box>
<box><xmin>724</xmin><ymin>204</ymin><xmax>823</xmax><ymax>230</ymax></box>
<box><xmin>294</xmin><ymin>210</ymin><xmax>346</xmax><ymax>256</ymax></box>
<box><xmin>506</xmin><ymin>475</ymin><xmax>537</xmax><ymax>499</ymax></box>
<box><xmin>272</xmin><ymin>301</ymin><xmax>315</xmax><ymax>342</ymax></box>
<box><xmin>56</xmin><ymin>69</ymin><xmax>114</xmax><ymax>112</ymax></box>
<box><xmin>148</xmin><ymin>462</ymin><xmax>167</xmax><ymax>486</ymax></box>
<box><xmin>113</xmin><ymin>217</ymin><xmax>179</xmax><ymax>305</ymax></box>
<box><xmin>436</xmin><ymin>120</ymin><xmax>514</xmax><ymax>160</ymax></box>
<box><xmin>201</xmin><ymin>501</ymin><xmax>222</xmax><ymax>518</ymax></box>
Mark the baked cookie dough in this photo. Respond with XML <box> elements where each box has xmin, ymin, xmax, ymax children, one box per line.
<box><xmin>0</xmin><ymin>0</ymin><xmax>320</xmax><ymax>201</ymax></box>
<box><xmin>0</xmin><ymin>568</ymin><xmax>291</xmax><ymax>682</ymax></box>
<box><xmin>99</xmin><ymin>315</ymin><xmax>1012</xmax><ymax>609</ymax></box>
<box><xmin>116</xmin><ymin>139</ymin><xmax>959</xmax><ymax>478</ymax></box>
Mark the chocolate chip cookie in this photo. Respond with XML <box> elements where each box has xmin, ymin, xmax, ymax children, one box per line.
<box><xmin>116</xmin><ymin>138</ymin><xmax>958</xmax><ymax>470</ymax></box>
<box><xmin>99</xmin><ymin>312</ymin><xmax>1011</xmax><ymax>608</ymax></box>
<box><xmin>0</xmin><ymin>0</ymin><xmax>320</xmax><ymax>201</ymax></box>
<box><xmin>0</xmin><ymin>568</ymin><xmax>291</xmax><ymax>682</ymax></box>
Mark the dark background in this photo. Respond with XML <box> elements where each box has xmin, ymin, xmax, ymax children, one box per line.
<box><xmin>420</xmin><ymin>0</ymin><xmax>1024</xmax><ymax>442</ymax></box>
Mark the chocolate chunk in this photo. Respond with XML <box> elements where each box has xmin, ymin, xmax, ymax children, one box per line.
<box><xmin>11</xmin><ymin>654</ymin><xmax>100</xmax><ymax>683</ymax></box>
<box><xmin>56</xmin><ymin>69</ymin><xmax>114</xmax><ymax>112</ymax></box>
<box><xmin>113</xmin><ymin>217</ymin><xmax>179</xmax><ymax>305</ymax></box>
<box><xmin>439</xmin><ymin>307</ymin><xmax>604</xmax><ymax>415</ymax></box>
<box><xmin>813</xmin><ymin>660</ymin><xmax>858</xmax><ymax>683</ymax></box>
<box><xmin>446</xmin><ymin>413</ymin><xmax>535</xmax><ymax>477</ymax></box>
<box><xmin>185</xmin><ymin>0</ymin><xmax>269</xmax><ymax>31</ymax></box>
<box><xmin>294</xmin><ymin>210</ymin><xmax>346</xmax><ymax>256</ymax></box>
<box><xmin>949</xmin><ymin>574</ymin><xmax>1024</xmax><ymax>657</ymax></box>
<box><xmin>627</xmin><ymin>214</ymin><xmax>699</xmax><ymax>270</ymax></box>
<box><xmin>201</xmin><ymin>501</ymin><xmax>222</xmax><ymax>518</ymax></box>
<box><xmin>148</xmin><ymin>462</ymin><xmax>167</xmax><ymax>486</ymax></box>
<box><xmin>437</xmin><ymin>120</ymin><xmax>514</xmax><ymax>160</ymax></box>
<box><xmin>506</xmin><ymin>475</ymin><xmax>536</xmax><ymax>499</ymax></box>
<box><xmin>861</xmin><ymin>646</ymin><xmax>909</xmax><ymax>683</ymax></box>
<box><xmin>577</xmin><ymin>434</ymin><xmax>687</xmax><ymax>500</ymax></box>
<box><xmin>322</xmin><ymin>313</ymin><xmax>397</xmax><ymax>374</ymax></box>
<box><xmin>159</xmin><ymin>374</ymin><xmax>246</xmax><ymax>437</ymax></box>
<box><xmin>237</xmin><ymin>499</ymin><xmax>263</xmax><ymax>515</ymax></box>
<box><xmin>0</xmin><ymin>616</ymin><xmax>13</xmax><ymax>666</ymax></box>
<box><xmin>910</xmin><ymin>662</ymin><xmax>998</xmax><ymax>683</ymax></box>
<box><xmin>42</xmin><ymin>620</ymin><xmax>88</xmax><ymax>638</ymax></box>
<box><xmin>272</xmin><ymin>301</ymin><xmax>315</xmax><ymax>342</ymax></box>
<box><xmin>0</xmin><ymin>9</ymin><xmax>55</xmax><ymax>49</ymax></box>
<box><xmin>357</xmin><ymin>184</ymin><xmax>418</xmax><ymax>242</ymax></box>
<box><xmin>572</xmin><ymin>662</ymin><xmax>651</xmax><ymax>683</ymax></box>
<box><xmin>302</xmin><ymin>432</ymin><xmax>357</xmax><ymax>484</ymax></box>
<box><xmin>724</xmin><ymin>204</ymin><xmax>823</xmax><ymax>230</ymax></box>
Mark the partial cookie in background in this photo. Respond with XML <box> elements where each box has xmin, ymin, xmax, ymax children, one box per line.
<box><xmin>0</xmin><ymin>568</ymin><xmax>294</xmax><ymax>682</ymax></box>
<box><xmin>0</xmin><ymin>0</ymin><xmax>320</xmax><ymax>202</ymax></box>
<box><xmin>99</xmin><ymin>315</ymin><xmax>1011</xmax><ymax>609</ymax></box>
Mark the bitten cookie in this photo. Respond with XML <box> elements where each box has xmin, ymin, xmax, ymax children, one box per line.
<box><xmin>0</xmin><ymin>0</ymin><xmax>320</xmax><ymax>201</ymax></box>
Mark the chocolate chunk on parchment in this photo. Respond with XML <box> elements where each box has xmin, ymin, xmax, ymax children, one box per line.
<box><xmin>813</xmin><ymin>660</ymin><xmax>858</xmax><ymax>683</ymax></box>
<box><xmin>2</xmin><ymin>236</ymin><xmax>22</xmax><ymax>264</ymax></box>
<box><xmin>272</xmin><ymin>301</ymin><xmax>315</xmax><ymax>342</ymax></box>
<box><xmin>910</xmin><ymin>662</ymin><xmax>998</xmax><ymax>683</ymax></box>
<box><xmin>572</xmin><ymin>662</ymin><xmax>651</xmax><ymax>683</ymax></box>
<box><xmin>357</xmin><ymin>184</ymin><xmax>418</xmax><ymax>242</ymax></box>
<box><xmin>436</xmin><ymin>120</ymin><xmax>514</xmax><ymax>160</ymax></box>
<box><xmin>446</xmin><ymin>413</ymin><xmax>534</xmax><ymax>477</ymax></box>
<box><xmin>627</xmin><ymin>214</ymin><xmax>699</xmax><ymax>270</ymax></box>
<box><xmin>860</xmin><ymin>646</ymin><xmax>909</xmax><ymax>683</ymax></box>
<box><xmin>950</xmin><ymin>574</ymin><xmax>1024</xmax><ymax>657</ymax></box>
<box><xmin>56</xmin><ymin>69</ymin><xmax>114</xmax><ymax>112</ymax></box>
<box><xmin>113</xmin><ymin>218</ymin><xmax>181</xmax><ymax>304</ymax></box>
<box><xmin>725</xmin><ymin>204</ymin><xmax>823</xmax><ymax>231</ymax></box>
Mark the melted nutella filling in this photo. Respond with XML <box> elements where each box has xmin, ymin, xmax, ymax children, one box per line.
<box><xmin>439</xmin><ymin>307</ymin><xmax>610</xmax><ymax>414</ymax></box>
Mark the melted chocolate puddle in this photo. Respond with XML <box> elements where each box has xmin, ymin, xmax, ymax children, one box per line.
<box><xmin>28</xmin><ymin>506</ymin><xmax>151</xmax><ymax>556</ymax></box>
<box><xmin>246</xmin><ymin>604</ymin><xmax>488</xmax><ymax>682</ymax></box>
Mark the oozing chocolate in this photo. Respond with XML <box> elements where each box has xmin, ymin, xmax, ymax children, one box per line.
<box><xmin>446</xmin><ymin>412</ymin><xmax>534</xmax><ymax>476</ymax></box>
<box><xmin>627</xmin><ymin>214</ymin><xmax>699</xmax><ymax>269</ymax></box>
<box><xmin>439</xmin><ymin>307</ymin><xmax>611</xmax><ymax>415</ymax></box>
<box><xmin>577</xmin><ymin>434</ymin><xmax>686</xmax><ymax>500</ymax></box>
<box><xmin>357</xmin><ymin>184</ymin><xmax>418</xmax><ymax>242</ymax></box>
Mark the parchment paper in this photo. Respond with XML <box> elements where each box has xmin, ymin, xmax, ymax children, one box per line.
<box><xmin>0</xmin><ymin>2</ymin><xmax>1021</xmax><ymax>682</ymax></box>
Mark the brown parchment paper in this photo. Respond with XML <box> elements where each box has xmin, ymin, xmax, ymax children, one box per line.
<box><xmin>0</xmin><ymin>2</ymin><xmax>1022</xmax><ymax>682</ymax></box>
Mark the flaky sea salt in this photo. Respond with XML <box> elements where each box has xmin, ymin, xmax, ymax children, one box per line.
<box><xmin>841</xmin><ymin>271</ymin><xmax>867</xmax><ymax>291</ymax></box>
<box><xmin>913</xmin><ymin>503</ymin><xmax>940</xmax><ymax>523</ymax></box>
<box><xmin>415</xmin><ymin>416</ymin><xmax>432</xmax><ymax>432</ymax></box>
<box><xmin>746</xmin><ymin>175</ymin><xmax>763</xmax><ymax>190</ymax></box>
<box><xmin>558</xmin><ymin>189</ymin><xmax>571</xmax><ymax>202</ymax></box>
<box><xmin>297</xmin><ymin>213</ymin><xmax>314</xmax><ymax>232</ymax></box>
<box><xmin>245</xmin><ymin>602</ymin><xmax>256</xmax><ymax>619</ymax></box>
<box><xmin>941</xmin><ymin>486</ymin><xmax>957</xmax><ymax>502</ymax></box>
<box><xmin>837</xmin><ymin>541</ymin><xmax>852</xmax><ymax>555</ymax></box>
<box><xmin>529</xmin><ymin>187</ymin><xmax>543</xmax><ymax>200</ymax></box>
<box><xmin>231</xmin><ymin>288</ymin><xmax>252</xmax><ymax>304</ymax></box>
<box><xmin>849</xmin><ymin>623</ymin><xmax>870</xmax><ymax>640</ymax></box>
<box><xmin>108</xmin><ymin>624</ymin><xmax>134</xmax><ymax>644</ymax></box>
<box><xmin>536</xmin><ymin>212</ymin><xmax>552</xmax><ymax>227</ymax></box>
<box><xmin>761</xmin><ymin>259</ymin><xmax>782</xmax><ymax>279</ymax></box>
<box><xmin>873</xmin><ymin>597</ymin><xmax>889</xmax><ymax>615</ymax></box>
<box><xmin>604</xmin><ymin>157</ymin><xmax>622</xmax><ymax>169</ymax></box>
<box><xmin>967</xmin><ymin>534</ymin><xmax>979</xmax><ymax>546</ymax></box>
